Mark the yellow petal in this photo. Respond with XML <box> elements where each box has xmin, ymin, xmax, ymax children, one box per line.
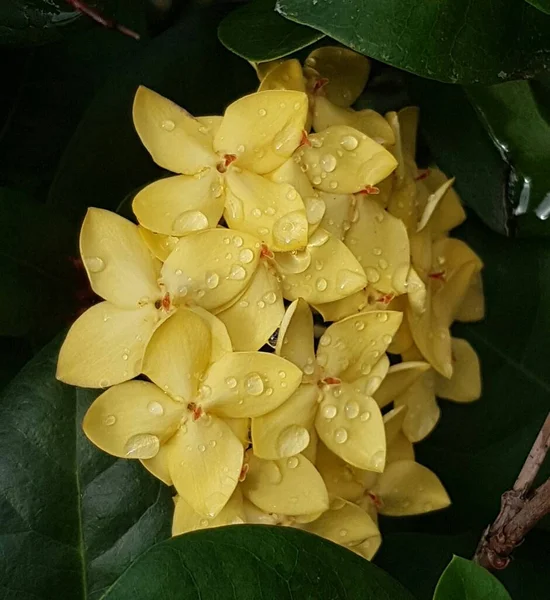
<box><xmin>372</xmin><ymin>460</ymin><xmax>450</xmax><ymax>516</ymax></box>
<box><xmin>319</xmin><ymin>192</ymin><xmax>355</xmax><ymax>241</ymax></box>
<box><xmin>258</xmin><ymin>59</ymin><xmax>306</xmax><ymax>92</ymax></box>
<box><xmin>302</xmin><ymin>426</ymin><xmax>319</xmax><ymax>464</ymax></box>
<box><xmin>352</xmin><ymin>534</ymin><xmax>383</xmax><ymax>561</ymax></box>
<box><xmin>315</xmin><ymin>383</ymin><xmax>385</xmax><ymax>471</ymax></box>
<box><xmin>214</xmin><ymin>90</ymin><xmax>308</xmax><ymax>174</ymax></box>
<box><xmin>80</xmin><ymin>208</ymin><xmax>160</xmax><ymax>309</ymax></box>
<box><xmin>132</xmin><ymin>172</ymin><xmax>223</xmax><ymax>236</ymax></box>
<box><xmin>385</xmin><ymin>112</ymin><xmax>406</xmax><ymax>180</ymax></box>
<box><xmin>276</xmin><ymin>298</ymin><xmax>316</xmax><ymax>372</ymax></box>
<box><xmin>417</xmin><ymin>178</ymin><xmax>456</xmax><ymax>233</ymax></box>
<box><xmin>161</xmin><ymin>228</ymin><xmax>260</xmax><ymax>311</ymax></box>
<box><xmin>316</xmin><ymin>442</ymin><xmax>377</xmax><ymax>502</ymax></box>
<box><xmin>216</xmin><ymin>261</ymin><xmax>284</xmax><ymax>351</ymax></box>
<box><xmin>312</xmin><ymin>96</ymin><xmax>395</xmax><ymax>145</ymax></box>
<box><xmin>386</xmin><ymin>431</ymin><xmax>415</xmax><ymax>464</ymax></box>
<box><xmin>143</xmin><ymin>308</ymin><xmax>212</xmax><ymax>401</ymax></box>
<box><xmin>455</xmin><ymin>272</ymin><xmax>485</xmax><ymax>322</ymax></box>
<box><xmin>196</xmin><ymin>115</ymin><xmax>223</xmax><ymax>138</ymax></box>
<box><xmin>317</xmin><ymin>310</ymin><xmax>402</xmax><ymax>380</ymax></box>
<box><xmin>255</xmin><ymin>59</ymin><xmax>284</xmax><ymax>80</ymax></box>
<box><xmin>313</xmin><ymin>290</ymin><xmax>368</xmax><ymax>322</ymax></box>
<box><xmin>188</xmin><ymin>306</ymin><xmax>233</xmax><ymax>361</ymax></box>
<box><xmin>242</xmin><ymin>452</ymin><xmax>329</xmax><ymax>515</ymax></box>
<box><xmin>346</xmin><ymin>197</ymin><xmax>410</xmax><ymax>294</ymax></box>
<box><xmin>277</xmin><ymin>228</ymin><xmax>367</xmax><ymax>304</ymax></box>
<box><xmin>168</xmin><ymin>414</ymin><xmax>244</xmax><ymax>517</ymax></box>
<box><xmin>352</xmin><ymin>355</ymin><xmax>390</xmax><ymax>396</ymax></box>
<box><xmin>224</xmin><ymin>167</ymin><xmax>308</xmax><ymax>252</ymax></box>
<box><xmin>298</xmin><ymin>126</ymin><xmax>398</xmax><ymax>194</ymax></box>
<box><xmin>57</xmin><ymin>302</ymin><xmax>158</xmax><ymax>388</ymax></box>
<box><xmin>306</xmin><ymin>47</ymin><xmax>370</xmax><ymax>107</ymax></box>
<box><xmin>133</xmin><ymin>86</ymin><xmax>217</xmax><ymax>174</ymax></box>
<box><xmin>395</xmin><ymin>372</ymin><xmax>441</xmax><ymax>442</ymax></box>
<box><xmin>138</xmin><ymin>226</ymin><xmax>180</xmax><ymax>262</ymax></box>
<box><xmin>225</xmin><ymin>417</ymin><xmax>250</xmax><ymax>447</ymax></box>
<box><xmin>83</xmin><ymin>380</ymin><xmax>184</xmax><ymax>458</ymax></box>
<box><xmin>383</xmin><ymin>405</ymin><xmax>408</xmax><ymax>446</ymax></box>
<box><xmin>172</xmin><ymin>487</ymin><xmax>245</xmax><ymax>535</ymax></box>
<box><xmin>374</xmin><ymin>361</ymin><xmax>431</xmax><ymax>409</ymax></box>
<box><xmin>435</xmin><ymin>338</ymin><xmax>481</xmax><ymax>403</ymax></box>
<box><xmin>387</xmin><ymin>175</ymin><xmax>418</xmax><ymax>232</ymax></box>
<box><xmin>398</xmin><ymin>106</ymin><xmax>420</xmax><ymax>160</ymax></box>
<box><xmin>252</xmin><ymin>383</ymin><xmax>319</xmax><ymax>459</ymax></box>
<box><xmin>141</xmin><ymin>443</ymin><xmax>173</xmax><ymax>486</ymax></box>
<box><xmin>202</xmin><ymin>352</ymin><xmax>302</xmax><ymax>418</ymax></box>
<box><xmin>242</xmin><ymin>497</ymin><xmax>279</xmax><ymax>524</ymax></box>
<box><xmin>386</xmin><ymin>294</ymin><xmax>414</xmax><ymax>354</ymax></box>
<box><xmin>421</xmin><ymin>167</ymin><xmax>466</xmax><ymax>234</ymax></box>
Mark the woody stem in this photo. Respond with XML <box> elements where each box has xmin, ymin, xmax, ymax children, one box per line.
<box><xmin>65</xmin><ymin>0</ymin><xmax>140</xmax><ymax>39</ymax></box>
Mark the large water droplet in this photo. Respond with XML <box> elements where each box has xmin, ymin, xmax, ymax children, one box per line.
<box><xmin>148</xmin><ymin>401</ymin><xmax>164</xmax><ymax>416</ymax></box>
<box><xmin>205</xmin><ymin>271</ymin><xmax>220</xmax><ymax>289</ymax></box>
<box><xmin>239</xmin><ymin>248</ymin><xmax>254</xmax><ymax>264</ymax></box>
<box><xmin>161</xmin><ymin>119</ymin><xmax>175</xmax><ymax>131</ymax></box>
<box><xmin>377</xmin><ymin>312</ymin><xmax>388</xmax><ymax>322</ymax></box>
<box><xmin>334</xmin><ymin>428</ymin><xmax>348</xmax><ymax>444</ymax></box>
<box><xmin>286</xmin><ymin>456</ymin><xmax>299</xmax><ymax>469</ymax></box>
<box><xmin>84</xmin><ymin>256</ymin><xmax>105</xmax><ymax>273</ymax></box>
<box><xmin>316</xmin><ymin>277</ymin><xmax>328</xmax><ymax>292</ymax></box>
<box><xmin>322</xmin><ymin>404</ymin><xmax>337</xmax><ymax>419</ymax></box>
<box><xmin>365</xmin><ymin>267</ymin><xmax>380</xmax><ymax>283</ymax></box>
<box><xmin>341</xmin><ymin>135</ymin><xmax>358</xmax><ymax>150</ymax></box>
<box><xmin>263</xmin><ymin>291</ymin><xmax>277</xmax><ymax>305</ymax></box>
<box><xmin>277</xmin><ymin>425</ymin><xmax>309</xmax><ymax>456</ymax></box>
<box><xmin>344</xmin><ymin>401</ymin><xmax>360</xmax><ymax>419</ymax></box>
<box><xmin>225</xmin><ymin>377</ymin><xmax>238</xmax><ymax>389</ymax></box>
<box><xmin>172</xmin><ymin>210</ymin><xmax>208</xmax><ymax>234</ymax></box>
<box><xmin>360</xmin><ymin>411</ymin><xmax>371</xmax><ymax>422</ymax></box>
<box><xmin>124</xmin><ymin>433</ymin><xmax>160</xmax><ymax>459</ymax></box>
<box><xmin>229</xmin><ymin>264</ymin><xmax>246</xmax><ymax>280</ymax></box>
<box><xmin>319</xmin><ymin>334</ymin><xmax>331</xmax><ymax>347</ymax></box>
<box><xmin>245</xmin><ymin>372</ymin><xmax>264</xmax><ymax>396</ymax></box>
<box><xmin>320</xmin><ymin>153</ymin><xmax>337</xmax><ymax>173</ymax></box>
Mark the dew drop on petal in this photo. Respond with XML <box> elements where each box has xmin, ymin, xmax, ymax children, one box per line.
<box><xmin>124</xmin><ymin>433</ymin><xmax>160</xmax><ymax>459</ymax></box>
<box><xmin>245</xmin><ymin>372</ymin><xmax>264</xmax><ymax>396</ymax></box>
<box><xmin>172</xmin><ymin>210</ymin><xmax>208</xmax><ymax>234</ymax></box>
<box><xmin>320</xmin><ymin>154</ymin><xmax>337</xmax><ymax>173</ymax></box>
<box><xmin>339</xmin><ymin>528</ymin><xmax>348</xmax><ymax>537</ymax></box>
<box><xmin>382</xmin><ymin>334</ymin><xmax>393</xmax><ymax>344</ymax></box>
<box><xmin>345</xmin><ymin>401</ymin><xmax>360</xmax><ymax>419</ymax></box>
<box><xmin>239</xmin><ymin>248</ymin><xmax>254</xmax><ymax>264</ymax></box>
<box><xmin>286</xmin><ymin>456</ymin><xmax>299</xmax><ymax>469</ymax></box>
<box><xmin>263</xmin><ymin>291</ymin><xmax>277</xmax><ymax>304</ymax></box>
<box><xmin>319</xmin><ymin>334</ymin><xmax>331</xmax><ymax>347</ymax></box>
<box><xmin>322</xmin><ymin>404</ymin><xmax>337</xmax><ymax>419</ymax></box>
<box><xmin>229</xmin><ymin>264</ymin><xmax>246</xmax><ymax>280</ymax></box>
<box><xmin>360</xmin><ymin>411</ymin><xmax>371</xmax><ymax>422</ymax></box>
<box><xmin>355</xmin><ymin>320</ymin><xmax>365</xmax><ymax>331</ymax></box>
<box><xmin>377</xmin><ymin>312</ymin><xmax>389</xmax><ymax>322</ymax></box>
<box><xmin>303</xmin><ymin>363</ymin><xmax>315</xmax><ymax>375</ymax></box>
<box><xmin>225</xmin><ymin>377</ymin><xmax>238</xmax><ymax>389</ymax></box>
<box><xmin>258</xmin><ymin>108</ymin><xmax>267</xmax><ymax>117</ymax></box>
<box><xmin>198</xmin><ymin>444</ymin><xmax>206</xmax><ymax>452</ymax></box>
<box><xmin>205</xmin><ymin>271</ymin><xmax>220</xmax><ymax>289</ymax></box>
<box><xmin>84</xmin><ymin>256</ymin><xmax>105</xmax><ymax>273</ymax></box>
<box><xmin>161</xmin><ymin>119</ymin><xmax>175</xmax><ymax>131</ymax></box>
<box><xmin>233</xmin><ymin>236</ymin><xmax>244</xmax><ymax>247</ymax></box>
<box><xmin>104</xmin><ymin>414</ymin><xmax>116</xmax><ymax>426</ymax></box>
<box><xmin>252</xmin><ymin>208</ymin><xmax>262</xmax><ymax>218</ymax></box>
<box><xmin>148</xmin><ymin>401</ymin><xmax>164</xmax><ymax>416</ymax></box>
<box><xmin>334</xmin><ymin>428</ymin><xmax>348</xmax><ymax>444</ymax></box>
<box><xmin>277</xmin><ymin>425</ymin><xmax>309</xmax><ymax>456</ymax></box>
<box><xmin>341</xmin><ymin>135</ymin><xmax>358</xmax><ymax>150</ymax></box>
<box><xmin>209</xmin><ymin>440</ymin><xmax>217</xmax><ymax>448</ymax></box>
<box><xmin>365</xmin><ymin>267</ymin><xmax>380</xmax><ymax>283</ymax></box>
<box><xmin>329</xmin><ymin>181</ymin><xmax>339</xmax><ymax>190</ymax></box>
<box><xmin>378</xmin><ymin>259</ymin><xmax>389</xmax><ymax>270</ymax></box>
<box><xmin>316</xmin><ymin>277</ymin><xmax>328</xmax><ymax>292</ymax></box>
<box><xmin>200</xmin><ymin>518</ymin><xmax>209</xmax><ymax>527</ymax></box>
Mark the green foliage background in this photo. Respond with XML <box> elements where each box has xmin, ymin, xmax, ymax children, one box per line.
<box><xmin>1</xmin><ymin>0</ymin><xmax>550</xmax><ymax>598</ymax></box>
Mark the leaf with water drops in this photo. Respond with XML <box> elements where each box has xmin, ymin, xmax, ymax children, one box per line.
<box><xmin>315</xmin><ymin>383</ymin><xmax>385</xmax><ymax>472</ymax></box>
<box><xmin>252</xmin><ymin>383</ymin><xmax>319</xmax><ymax>459</ymax></box>
<box><xmin>275</xmin><ymin>298</ymin><xmax>316</xmax><ymax>372</ymax></box>
<box><xmin>276</xmin><ymin>228</ymin><xmax>367</xmax><ymax>303</ymax></box>
<box><xmin>57</xmin><ymin>301</ymin><xmax>159</xmax><ymax>389</ymax></box>
<box><xmin>201</xmin><ymin>352</ymin><xmax>302</xmax><ymax>418</ymax></box>
<box><xmin>434</xmin><ymin>338</ymin><xmax>482</xmax><ymax>403</ymax></box>
<box><xmin>83</xmin><ymin>380</ymin><xmax>184</xmax><ymax>460</ymax></box>
<box><xmin>143</xmin><ymin>309</ymin><xmax>213</xmax><ymax>402</ymax></box>
<box><xmin>216</xmin><ymin>261</ymin><xmax>284</xmax><ymax>351</ymax></box>
<box><xmin>372</xmin><ymin>460</ymin><xmax>450</xmax><ymax>517</ymax></box>
<box><xmin>132</xmin><ymin>86</ymin><xmax>217</xmax><ymax>175</ymax></box>
<box><xmin>224</xmin><ymin>167</ymin><xmax>308</xmax><ymax>252</ymax></box>
<box><xmin>161</xmin><ymin>228</ymin><xmax>260</xmax><ymax>311</ymax></box>
<box><xmin>80</xmin><ymin>208</ymin><xmax>161</xmax><ymax>310</ymax></box>
<box><xmin>298</xmin><ymin>125</ymin><xmax>397</xmax><ymax>194</ymax></box>
<box><xmin>243</xmin><ymin>452</ymin><xmax>329</xmax><ymax>515</ymax></box>
<box><xmin>132</xmin><ymin>172</ymin><xmax>224</xmax><ymax>236</ymax></box>
<box><xmin>172</xmin><ymin>487</ymin><xmax>246</xmax><ymax>536</ymax></box>
<box><xmin>214</xmin><ymin>90</ymin><xmax>308</xmax><ymax>175</ymax></box>
<box><xmin>374</xmin><ymin>361</ymin><xmax>431</xmax><ymax>409</ymax></box>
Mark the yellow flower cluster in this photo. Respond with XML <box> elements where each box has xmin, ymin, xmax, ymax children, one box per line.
<box><xmin>57</xmin><ymin>46</ymin><xmax>483</xmax><ymax>560</ymax></box>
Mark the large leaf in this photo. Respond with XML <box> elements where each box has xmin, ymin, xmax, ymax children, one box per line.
<box><xmin>526</xmin><ymin>0</ymin><xmax>550</xmax><ymax>14</ymax></box>
<box><xmin>48</xmin><ymin>4</ymin><xmax>257</xmax><ymax>221</ymax></box>
<box><xmin>276</xmin><ymin>0</ymin><xmax>550</xmax><ymax>85</ymax></box>
<box><xmin>218</xmin><ymin>0</ymin><xmax>324</xmax><ymax>62</ymax></box>
<box><xmin>102</xmin><ymin>526</ymin><xmax>415</xmax><ymax>600</ymax></box>
<box><xmin>0</xmin><ymin>337</ymin><xmax>172</xmax><ymax>599</ymax></box>
<box><xmin>434</xmin><ymin>556</ymin><xmax>512</xmax><ymax>600</ymax></box>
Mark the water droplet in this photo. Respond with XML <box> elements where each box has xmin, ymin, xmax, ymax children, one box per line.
<box><xmin>312</xmin><ymin>175</ymin><xmax>322</xmax><ymax>185</ymax></box>
<box><xmin>265</xmin><ymin>387</ymin><xmax>273</xmax><ymax>396</ymax></box>
<box><xmin>322</xmin><ymin>404</ymin><xmax>337</xmax><ymax>419</ymax></box>
<box><xmin>197</xmin><ymin>444</ymin><xmax>206</xmax><ymax>453</ymax></box>
<box><xmin>148</xmin><ymin>401</ymin><xmax>164</xmax><ymax>416</ymax></box>
<box><xmin>233</xmin><ymin>236</ymin><xmax>243</xmax><ymax>247</ymax></box>
<box><xmin>122</xmin><ymin>353</ymin><xmax>129</xmax><ymax>361</ymax></box>
<box><xmin>175</xmin><ymin>268</ymin><xmax>183</xmax><ymax>276</ymax></box>
<box><xmin>161</xmin><ymin>119</ymin><xmax>175</xmax><ymax>131</ymax></box>
<box><xmin>320</xmin><ymin>154</ymin><xmax>337</xmax><ymax>173</ymax></box>
<box><xmin>287</xmin><ymin>456</ymin><xmax>299</xmax><ymax>469</ymax></box>
<box><xmin>205</xmin><ymin>271</ymin><xmax>219</xmax><ymax>289</ymax></box>
<box><xmin>319</xmin><ymin>334</ymin><xmax>331</xmax><ymax>347</ymax></box>
<box><xmin>334</xmin><ymin>428</ymin><xmax>348</xmax><ymax>444</ymax></box>
<box><xmin>84</xmin><ymin>256</ymin><xmax>105</xmax><ymax>273</ymax></box>
<box><xmin>365</xmin><ymin>267</ymin><xmax>380</xmax><ymax>283</ymax></box>
<box><xmin>239</xmin><ymin>300</ymin><xmax>249</xmax><ymax>308</ymax></box>
<box><xmin>316</xmin><ymin>277</ymin><xmax>328</xmax><ymax>291</ymax></box>
<box><xmin>370</xmin><ymin>450</ymin><xmax>385</xmax><ymax>471</ymax></box>
<box><xmin>339</xmin><ymin>528</ymin><xmax>348</xmax><ymax>537</ymax></box>
<box><xmin>245</xmin><ymin>372</ymin><xmax>264</xmax><ymax>396</ymax></box>
<box><xmin>200</xmin><ymin>518</ymin><xmax>209</xmax><ymax>527</ymax></box>
<box><xmin>257</xmin><ymin>300</ymin><xmax>266</xmax><ymax>309</ymax></box>
<box><xmin>124</xmin><ymin>433</ymin><xmax>160</xmax><ymax>459</ymax></box>
<box><xmin>258</xmin><ymin>108</ymin><xmax>267</xmax><ymax>116</ymax></box>
<box><xmin>263</xmin><ymin>291</ymin><xmax>277</xmax><ymax>304</ymax></box>
<box><xmin>237</xmin><ymin>144</ymin><xmax>245</xmax><ymax>153</ymax></box>
<box><xmin>173</xmin><ymin>210</ymin><xmax>208</xmax><ymax>234</ymax></box>
<box><xmin>303</xmin><ymin>363</ymin><xmax>315</xmax><ymax>375</ymax></box>
<box><xmin>382</xmin><ymin>334</ymin><xmax>393</xmax><ymax>344</ymax></box>
<box><xmin>272</xmin><ymin>211</ymin><xmax>307</xmax><ymax>247</ymax></box>
<box><xmin>209</xmin><ymin>440</ymin><xmax>217</xmax><ymax>448</ymax></box>
<box><xmin>377</xmin><ymin>312</ymin><xmax>388</xmax><ymax>322</ymax></box>
<box><xmin>104</xmin><ymin>414</ymin><xmax>116</xmax><ymax>426</ymax></box>
<box><xmin>341</xmin><ymin>135</ymin><xmax>358</xmax><ymax>150</ymax></box>
<box><xmin>225</xmin><ymin>377</ymin><xmax>238</xmax><ymax>389</ymax></box>
<box><xmin>293</xmin><ymin>102</ymin><xmax>301</xmax><ymax>110</ymax></box>
<box><xmin>200</xmin><ymin>384</ymin><xmax>212</xmax><ymax>398</ymax></box>
<box><xmin>229</xmin><ymin>264</ymin><xmax>246</xmax><ymax>280</ymax></box>
<box><xmin>345</xmin><ymin>401</ymin><xmax>360</xmax><ymax>419</ymax></box>
<box><xmin>378</xmin><ymin>259</ymin><xmax>388</xmax><ymax>270</ymax></box>
<box><xmin>355</xmin><ymin>320</ymin><xmax>365</xmax><ymax>331</ymax></box>
<box><xmin>360</xmin><ymin>411</ymin><xmax>371</xmax><ymax>422</ymax></box>
<box><xmin>286</xmin><ymin>188</ymin><xmax>297</xmax><ymax>201</ymax></box>
<box><xmin>251</xmin><ymin>208</ymin><xmax>262</xmax><ymax>218</ymax></box>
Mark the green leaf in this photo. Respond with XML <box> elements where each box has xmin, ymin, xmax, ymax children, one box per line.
<box><xmin>276</xmin><ymin>0</ymin><xmax>550</xmax><ymax>84</ymax></box>
<box><xmin>48</xmin><ymin>5</ymin><xmax>258</xmax><ymax>221</ymax></box>
<box><xmin>218</xmin><ymin>0</ymin><xmax>324</xmax><ymax>62</ymax></box>
<box><xmin>434</xmin><ymin>556</ymin><xmax>512</xmax><ymax>600</ymax></box>
<box><xmin>102</xmin><ymin>526</ymin><xmax>416</xmax><ymax>600</ymax></box>
<box><xmin>0</xmin><ymin>336</ymin><xmax>172</xmax><ymax>599</ymax></box>
<box><xmin>526</xmin><ymin>0</ymin><xmax>550</xmax><ymax>15</ymax></box>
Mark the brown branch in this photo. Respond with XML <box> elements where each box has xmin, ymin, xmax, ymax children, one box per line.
<box><xmin>65</xmin><ymin>0</ymin><xmax>140</xmax><ymax>40</ymax></box>
<box><xmin>474</xmin><ymin>412</ymin><xmax>550</xmax><ymax>570</ymax></box>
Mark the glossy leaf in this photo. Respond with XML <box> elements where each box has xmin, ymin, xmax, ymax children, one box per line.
<box><xmin>218</xmin><ymin>0</ymin><xmax>324</xmax><ymax>62</ymax></box>
<box><xmin>276</xmin><ymin>0</ymin><xmax>550</xmax><ymax>84</ymax></box>
<box><xmin>526</xmin><ymin>0</ymin><xmax>550</xmax><ymax>14</ymax></box>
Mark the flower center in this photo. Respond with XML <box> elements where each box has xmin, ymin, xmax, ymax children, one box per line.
<box><xmin>187</xmin><ymin>402</ymin><xmax>203</xmax><ymax>421</ymax></box>
<box><xmin>216</xmin><ymin>153</ymin><xmax>237</xmax><ymax>173</ymax></box>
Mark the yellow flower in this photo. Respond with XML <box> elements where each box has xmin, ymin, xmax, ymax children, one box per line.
<box><xmin>132</xmin><ymin>86</ymin><xmax>312</xmax><ymax>253</ymax></box>
<box><xmin>252</xmin><ymin>299</ymin><xmax>402</xmax><ymax>471</ymax></box>
<box><xmin>56</xmin><ymin>209</ymin><xmax>263</xmax><ymax>387</ymax></box>
<box><xmin>82</xmin><ymin>308</ymin><xmax>302</xmax><ymax>517</ymax></box>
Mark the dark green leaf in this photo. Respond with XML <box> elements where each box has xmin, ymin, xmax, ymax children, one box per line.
<box><xmin>434</xmin><ymin>556</ymin><xmax>512</xmax><ymax>600</ymax></box>
<box><xmin>526</xmin><ymin>0</ymin><xmax>550</xmax><ymax>15</ymax></box>
<box><xmin>102</xmin><ymin>525</ymin><xmax>416</xmax><ymax>600</ymax></box>
<box><xmin>276</xmin><ymin>0</ymin><xmax>550</xmax><ymax>84</ymax></box>
<box><xmin>0</xmin><ymin>337</ymin><xmax>172</xmax><ymax>599</ymax></box>
<box><xmin>48</xmin><ymin>5</ymin><xmax>257</xmax><ymax>220</ymax></box>
<box><xmin>218</xmin><ymin>0</ymin><xmax>324</xmax><ymax>62</ymax></box>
